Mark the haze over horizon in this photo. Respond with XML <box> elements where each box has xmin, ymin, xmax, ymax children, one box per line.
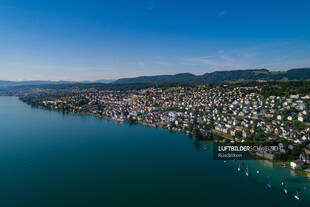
<box><xmin>1</xmin><ymin>0</ymin><xmax>310</xmax><ymax>81</ymax></box>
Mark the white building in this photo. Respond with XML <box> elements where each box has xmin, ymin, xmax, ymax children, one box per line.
<box><xmin>290</xmin><ymin>161</ymin><xmax>304</xmax><ymax>169</ymax></box>
<box><xmin>298</xmin><ymin>116</ymin><xmax>304</xmax><ymax>122</ymax></box>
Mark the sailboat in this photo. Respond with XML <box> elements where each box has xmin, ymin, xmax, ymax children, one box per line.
<box><xmin>245</xmin><ymin>166</ymin><xmax>249</xmax><ymax>176</ymax></box>
<box><xmin>266</xmin><ymin>176</ymin><xmax>271</xmax><ymax>189</ymax></box>
<box><xmin>294</xmin><ymin>191</ymin><xmax>300</xmax><ymax>200</ymax></box>
<box><xmin>256</xmin><ymin>170</ymin><xmax>260</xmax><ymax>174</ymax></box>
<box><xmin>282</xmin><ymin>182</ymin><xmax>288</xmax><ymax>194</ymax></box>
<box><xmin>238</xmin><ymin>163</ymin><xmax>241</xmax><ymax>172</ymax></box>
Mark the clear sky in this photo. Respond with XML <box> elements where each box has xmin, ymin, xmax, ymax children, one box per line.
<box><xmin>1</xmin><ymin>0</ymin><xmax>310</xmax><ymax>81</ymax></box>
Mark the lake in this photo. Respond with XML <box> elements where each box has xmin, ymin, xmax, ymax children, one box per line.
<box><xmin>0</xmin><ymin>96</ymin><xmax>309</xmax><ymax>207</ymax></box>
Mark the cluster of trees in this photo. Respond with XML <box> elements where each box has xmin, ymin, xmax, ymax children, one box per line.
<box><xmin>261</xmin><ymin>81</ymin><xmax>310</xmax><ymax>97</ymax></box>
<box><xmin>277</xmin><ymin>145</ymin><xmax>303</xmax><ymax>161</ymax></box>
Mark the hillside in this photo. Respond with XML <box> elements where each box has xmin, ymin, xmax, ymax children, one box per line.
<box><xmin>113</xmin><ymin>73</ymin><xmax>198</xmax><ymax>84</ymax></box>
<box><xmin>113</xmin><ymin>68</ymin><xmax>310</xmax><ymax>84</ymax></box>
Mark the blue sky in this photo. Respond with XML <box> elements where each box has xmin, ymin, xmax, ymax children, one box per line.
<box><xmin>0</xmin><ymin>0</ymin><xmax>310</xmax><ymax>81</ymax></box>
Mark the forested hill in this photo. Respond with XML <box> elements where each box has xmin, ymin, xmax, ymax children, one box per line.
<box><xmin>113</xmin><ymin>68</ymin><xmax>310</xmax><ymax>84</ymax></box>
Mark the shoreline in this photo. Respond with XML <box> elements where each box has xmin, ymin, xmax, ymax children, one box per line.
<box><xmin>15</xmin><ymin>96</ymin><xmax>310</xmax><ymax>181</ymax></box>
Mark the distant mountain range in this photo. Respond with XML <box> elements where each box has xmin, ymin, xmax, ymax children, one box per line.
<box><xmin>0</xmin><ymin>80</ymin><xmax>74</xmax><ymax>87</ymax></box>
<box><xmin>1</xmin><ymin>68</ymin><xmax>310</xmax><ymax>87</ymax></box>
<box><xmin>90</xmin><ymin>79</ymin><xmax>115</xmax><ymax>84</ymax></box>
<box><xmin>113</xmin><ymin>68</ymin><xmax>310</xmax><ymax>84</ymax></box>
<box><xmin>0</xmin><ymin>79</ymin><xmax>115</xmax><ymax>87</ymax></box>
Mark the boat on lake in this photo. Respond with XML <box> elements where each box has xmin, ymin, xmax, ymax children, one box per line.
<box><xmin>294</xmin><ymin>191</ymin><xmax>300</xmax><ymax>200</ymax></box>
<box><xmin>266</xmin><ymin>176</ymin><xmax>271</xmax><ymax>189</ymax></box>
<box><xmin>282</xmin><ymin>182</ymin><xmax>288</xmax><ymax>194</ymax></box>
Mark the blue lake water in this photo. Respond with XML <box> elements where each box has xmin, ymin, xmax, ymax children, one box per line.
<box><xmin>0</xmin><ymin>96</ymin><xmax>309</xmax><ymax>207</ymax></box>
